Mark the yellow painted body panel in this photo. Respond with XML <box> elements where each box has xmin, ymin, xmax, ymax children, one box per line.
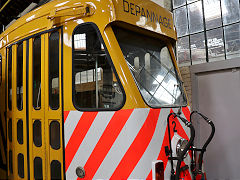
<box><xmin>0</xmin><ymin>0</ymin><xmax>188</xmax><ymax>179</ymax></box>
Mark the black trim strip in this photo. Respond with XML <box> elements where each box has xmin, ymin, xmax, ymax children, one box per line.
<box><xmin>72</xmin><ymin>22</ymin><xmax>126</xmax><ymax>112</ymax></box>
<box><xmin>26</xmin><ymin>40</ymin><xmax>30</xmax><ymax>180</ymax></box>
<box><xmin>60</xmin><ymin>26</ymin><xmax>66</xmax><ymax>180</ymax></box>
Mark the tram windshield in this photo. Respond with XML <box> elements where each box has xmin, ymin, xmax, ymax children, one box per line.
<box><xmin>113</xmin><ymin>27</ymin><xmax>187</xmax><ymax>107</ymax></box>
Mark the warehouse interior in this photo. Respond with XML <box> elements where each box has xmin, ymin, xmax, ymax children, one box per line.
<box><xmin>0</xmin><ymin>0</ymin><xmax>240</xmax><ymax>179</ymax></box>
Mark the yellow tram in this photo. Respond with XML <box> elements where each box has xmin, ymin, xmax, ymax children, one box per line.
<box><xmin>0</xmin><ymin>0</ymin><xmax>215</xmax><ymax>179</ymax></box>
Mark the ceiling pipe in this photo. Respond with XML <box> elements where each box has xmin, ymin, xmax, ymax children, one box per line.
<box><xmin>0</xmin><ymin>0</ymin><xmax>12</xmax><ymax>13</ymax></box>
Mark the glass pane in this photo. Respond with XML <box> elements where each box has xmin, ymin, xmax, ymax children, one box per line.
<box><xmin>49</xmin><ymin>31</ymin><xmax>59</xmax><ymax>110</ymax></box>
<box><xmin>18</xmin><ymin>153</ymin><xmax>24</xmax><ymax>178</ymax></box>
<box><xmin>224</xmin><ymin>23</ymin><xmax>240</xmax><ymax>59</ymax></box>
<box><xmin>8</xmin><ymin>47</ymin><xmax>12</xmax><ymax>110</ymax></box>
<box><xmin>174</xmin><ymin>6</ymin><xmax>189</xmax><ymax>37</ymax></box>
<box><xmin>173</xmin><ymin>0</ymin><xmax>186</xmax><ymax>8</ymax></box>
<box><xmin>50</xmin><ymin>121</ymin><xmax>60</xmax><ymax>150</ymax></box>
<box><xmin>17</xmin><ymin>119</ymin><xmax>23</xmax><ymax>144</ymax></box>
<box><xmin>8</xmin><ymin>118</ymin><xmax>12</xmax><ymax>142</ymax></box>
<box><xmin>187</xmin><ymin>0</ymin><xmax>197</xmax><ymax>4</ymax></box>
<box><xmin>204</xmin><ymin>0</ymin><xmax>222</xmax><ymax>30</ymax></box>
<box><xmin>221</xmin><ymin>0</ymin><xmax>240</xmax><ymax>25</ymax></box>
<box><xmin>73</xmin><ymin>24</ymin><xmax>124</xmax><ymax>109</ymax></box>
<box><xmin>9</xmin><ymin>150</ymin><xmax>13</xmax><ymax>173</ymax></box>
<box><xmin>177</xmin><ymin>36</ymin><xmax>191</xmax><ymax>66</ymax></box>
<box><xmin>51</xmin><ymin>160</ymin><xmax>61</xmax><ymax>180</ymax></box>
<box><xmin>188</xmin><ymin>1</ymin><xmax>204</xmax><ymax>34</ymax></box>
<box><xmin>33</xmin><ymin>120</ymin><xmax>42</xmax><ymax>147</ymax></box>
<box><xmin>190</xmin><ymin>32</ymin><xmax>206</xmax><ymax>64</ymax></box>
<box><xmin>17</xmin><ymin>43</ymin><xmax>23</xmax><ymax>111</ymax></box>
<box><xmin>207</xmin><ymin>28</ymin><xmax>225</xmax><ymax>61</ymax></box>
<box><xmin>33</xmin><ymin>36</ymin><xmax>41</xmax><ymax>110</ymax></box>
<box><xmin>113</xmin><ymin>27</ymin><xmax>187</xmax><ymax>107</ymax></box>
<box><xmin>34</xmin><ymin>157</ymin><xmax>43</xmax><ymax>180</ymax></box>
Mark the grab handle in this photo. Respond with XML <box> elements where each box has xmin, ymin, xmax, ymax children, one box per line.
<box><xmin>190</xmin><ymin>111</ymin><xmax>215</xmax><ymax>172</ymax></box>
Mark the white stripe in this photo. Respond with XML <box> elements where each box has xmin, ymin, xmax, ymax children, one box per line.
<box><xmin>129</xmin><ymin>108</ymin><xmax>171</xmax><ymax>179</ymax></box>
<box><xmin>64</xmin><ymin>111</ymin><xmax>83</xmax><ymax>147</ymax></box>
<box><xmin>66</xmin><ymin>111</ymin><xmax>115</xmax><ymax>180</ymax></box>
<box><xmin>93</xmin><ymin>108</ymin><xmax>150</xmax><ymax>179</ymax></box>
<box><xmin>164</xmin><ymin>162</ymin><xmax>171</xmax><ymax>179</ymax></box>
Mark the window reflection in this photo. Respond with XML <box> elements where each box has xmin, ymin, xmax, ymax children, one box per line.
<box><xmin>177</xmin><ymin>36</ymin><xmax>191</xmax><ymax>66</ymax></box>
<box><xmin>207</xmin><ymin>28</ymin><xmax>225</xmax><ymax>61</ymax></box>
<box><xmin>224</xmin><ymin>23</ymin><xmax>240</xmax><ymax>59</ymax></box>
<box><xmin>174</xmin><ymin>7</ymin><xmax>188</xmax><ymax>37</ymax></box>
<box><xmin>190</xmin><ymin>32</ymin><xmax>206</xmax><ymax>64</ymax></box>
<box><xmin>173</xmin><ymin>0</ymin><xmax>240</xmax><ymax>65</ymax></box>
<box><xmin>188</xmin><ymin>1</ymin><xmax>204</xmax><ymax>34</ymax></box>
<box><xmin>204</xmin><ymin>0</ymin><xmax>222</xmax><ymax>30</ymax></box>
<box><xmin>173</xmin><ymin>0</ymin><xmax>186</xmax><ymax>9</ymax></box>
<box><xmin>222</xmin><ymin>0</ymin><xmax>240</xmax><ymax>25</ymax></box>
<box><xmin>73</xmin><ymin>24</ymin><xmax>124</xmax><ymax>109</ymax></box>
<box><xmin>113</xmin><ymin>27</ymin><xmax>187</xmax><ymax>107</ymax></box>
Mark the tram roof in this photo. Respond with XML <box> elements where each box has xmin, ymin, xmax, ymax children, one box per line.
<box><xmin>0</xmin><ymin>0</ymin><xmax>177</xmax><ymax>48</ymax></box>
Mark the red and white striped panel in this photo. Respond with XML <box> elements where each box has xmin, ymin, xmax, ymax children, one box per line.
<box><xmin>64</xmin><ymin>107</ymin><xmax>192</xmax><ymax>180</ymax></box>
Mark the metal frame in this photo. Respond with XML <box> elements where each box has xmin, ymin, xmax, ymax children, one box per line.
<box><xmin>173</xmin><ymin>0</ymin><xmax>240</xmax><ymax>64</ymax></box>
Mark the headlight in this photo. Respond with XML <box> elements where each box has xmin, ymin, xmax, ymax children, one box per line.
<box><xmin>176</xmin><ymin>138</ymin><xmax>188</xmax><ymax>158</ymax></box>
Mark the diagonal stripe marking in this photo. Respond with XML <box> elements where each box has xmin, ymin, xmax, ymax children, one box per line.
<box><xmin>79</xmin><ymin>109</ymin><xmax>133</xmax><ymax>180</ymax></box>
<box><xmin>64</xmin><ymin>111</ymin><xmax>70</xmax><ymax>123</ymax></box>
<box><xmin>64</xmin><ymin>111</ymin><xmax>84</xmax><ymax>146</ymax></box>
<box><xmin>147</xmin><ymin>109</ymin><xmax>192</xmax><ymax>179</ymax></box>
<box><xmin>146</xmin><ymin>110</ymin><xmax>177</xmax><ymax>179</ymax></box>
<box><xmin>93</xmin><ymin>109</ymin><xmax>150</xmax><ymax>179</ymax></box>
<box><xmin>129</xmin><ymin>108</ymin><xmax>170</xmax><ymax>179</ymax></box>
<box><xmin>110</xmin><ymin>109</ymin><xmax>161</xmax><ymax>180</ymax></box>
<box><xmin>182</xmin><ymin>107</ymin><xmax>191</xmax><ymax>121</ymax></box>
<box><xmin>65</xmin><ymin>111</ymin><xmax>98</xmax><ymax>172</ymax></box>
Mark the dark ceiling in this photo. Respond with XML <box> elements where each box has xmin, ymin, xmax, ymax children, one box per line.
<box><xmin>0</xmin><ymin>0</ymin><xmax>51</xmax><ymax>33</ymax></box>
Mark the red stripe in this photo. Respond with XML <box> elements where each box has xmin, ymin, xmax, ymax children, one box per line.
<box><xmin>179</xmin><ymin>161</ymin><xmax>192</xmax><ymax>180</ymax></box>
<box><xmin>110</xmin><ymin>109</ymin><xmax>161</xmax><ymax>180</ymax></box>
<box><xmin>80</xmin><ymin>109</ymin><xmax>134</xmax><ymax>180</ymax></box>
<box><xmin>150</xmin><ymin>109</ymin><xmax>191</xmax><ymax>179</ymax></box>
<box><xmin>182</xmin><ymin>107</ymin><xmax>191</xmax><ymax>122</ymax></box>
<box><xmin>65</xmin><ymin>112</ymin><xmax>98</xmax><ymax>172</ymax></box>
<box><xmin>146</xmin><ymin>170</ymin><xmax>152</xmax><ymax>180</ymax></box>
<box><xmin>64</xmin><ymin>111</ymin><xmax>70</xmax><ymax>123</ymax></box>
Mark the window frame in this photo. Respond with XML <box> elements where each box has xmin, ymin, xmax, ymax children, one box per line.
<box><xmin>72</xmin><ymin>22</ymin><xmax>126</xmax><ymax>112</ymax></box>
<box><xmin>173</xmin><ymin>0</ymin><xmax>240</xmax><ymax>65</ymax></box>
<box><xmin>113</xmin><ymin>25</ymin><xmax>187</xmax><ymax>108</ymax></box>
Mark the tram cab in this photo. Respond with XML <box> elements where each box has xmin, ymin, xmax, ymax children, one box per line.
<box><xmin>0</xmin><ymin>0</ymin><xmax>215</xmax><ymax>179</ymax></box>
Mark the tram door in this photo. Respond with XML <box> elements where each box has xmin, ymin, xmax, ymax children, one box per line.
<box><xmin>6</xmin><ymin>30</ymin><xmax>64</xmax><ymax>180</ymax></box>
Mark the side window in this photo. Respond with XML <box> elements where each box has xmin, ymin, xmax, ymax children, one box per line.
<box><xmin>49</xmin><ymin>31</ymin><xmax>60</xmax><ymax>109</ymax></box>
<box><xmin>33</xmin><ymin>36</ymin><xmax>41</xmax><ymax>109</ymax></box>
<box><xmin>0</xmin><ymin>54</ymin><xmax>2</xmax><ymax>85</ymax></box>
<box><xmin>73</xmin><ymin>24</ymin><xmax>124</xmax><ymax>109</ymax></box>
<box><xmin>8</xmin><ymin>47</ymin><xmax>12</xmax><ymax>110</ymax></box>
<box><xmin>17</xmin><ymin>42</ymin><xmax>23</xmax><ymax>110</ymax></box>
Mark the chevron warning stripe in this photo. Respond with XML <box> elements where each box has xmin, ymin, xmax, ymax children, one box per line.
<box><xmin>64</xmin><ymin>107</ymin><xmax>192</xmax><ymax>180</ymax></box>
